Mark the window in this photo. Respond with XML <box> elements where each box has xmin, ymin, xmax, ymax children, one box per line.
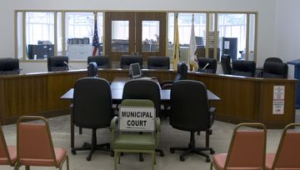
<box><xmin>15</xmin><ymin>11</ymin><xmax>104</xmax><ymax>61</ymax></box>
<box><xmin>26</xmin><ymin>12</ymin><xmax>55</xmax><ymax>60</ymax></box>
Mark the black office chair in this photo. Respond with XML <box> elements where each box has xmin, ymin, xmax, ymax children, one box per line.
<box><xmin>221</xmin><ymin>55</ymin><xmax>232</xmax><ymax>75</ymax></box>
<box><xmin>262</xmin><ymin>61</ymin><xmax>288</xmax><ymax>78</ymax></box>
<box><xmin>71</xmin><ymin>77</ymin><xmax>113</xmax><ymax>161</ymax></box>
<box><xmin>160</xmin><ymin>62</ymin><xmax>188</xmax><ymax>89</ymax></box>
<box><xmin>87</xmin><ymin>55</ymin><xmax>111</xmax><ymax>69</ymax></box>
<box><xmin>122</xmin><ymin>79</ymin><xmax>164</xmax><ymax>161</ymax></box>
<box><xmin>231</xmin><ymin>60</ymin><xmax>256</xmax><ymax>77</ymax></box>
<box><xmin>170</xmin><ymin>80</ymin><xmax>215</xmax><ymax>162</ymax></box>
<box><xmin>87</xmin><ymin>62</ymin><xmax>98</xmax><ymax>77</ymax></box>
<box><xmin>47</xmin><ymin>56</ymin><xmax>69</xmax><ymax>71</ymax></box>
<box><xmin>0</xmin><ymin>58</ymin><xmax>21</xmax><ymax>75</ymax></box>
<box><xmin>147</xmin><ymin>56</ymin><xmax>170</xmax><ymax>69</ymax></box>
<box><xmin>197</xmin><ymin>57</ymin><xmax>217</xmax><ymax>73</ymax></box>
<box><xmin>120</xmin><ymin>55</ymin><xmax>143</xmax><ymax>69</ymax></box>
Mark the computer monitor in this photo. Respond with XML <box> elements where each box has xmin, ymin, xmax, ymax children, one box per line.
<box><xmin>129</xmin><ymin>63</ymin><xmax>142</xmax><ymax>79</ymax></box>
<box><xmin>195</xmin><ymin>36</ymin><xmax>204</xmax><ymax>47</ymax></box>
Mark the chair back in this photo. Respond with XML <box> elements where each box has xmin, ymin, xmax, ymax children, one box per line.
<box><xmin>47</xmin><ymin>56</ymin><xmax>69</xmax><ymax>71</ymax></box>
<box><xmin>197</xmin><ymin>57</ymin><xmax>217</xmax><ymax>73</ymax></box>
<box><xmin>174</xmin><ymin>63</ymin><xmax>188</xmax><ymax>81</ymax></box>
<box><xmin>17</xmin><ymin>116</ymin><xmax>57</xmax><ymax>166</ymax></box>
<box><xmin>87</xmin><ymin>62</ymin><xmax>98</xmax><ymax>77</ymax></box>
<box><xmin>122</xmin><ymin>79</ymin><xmax>161</xmax><ymax>117</ymax></box>
<box><xmin>225</xmin><ymin>123</ymin><xmax>266</xmax><ymax>170</ymax></box>
<box><xmin>232</xmin><ymin>60</ymin><xmax>256</xmax><ymax>77</ymax></box>
<box><xmin>0</xmin><ymin>122</ymin><xmax>14</xmax><ymax>165</ymax></box>
<box><xmin>221</xmin><ymin>55</ymin><xmax>232</xmax><ymax>74</ymax></box>
<box><xmin>147</xmin><ymin>56</ymin><xmax>170</xmax><ymax>69</ymax></box>
<box><xmin>0</xmin><ymin>58</ymin><xmax>20</xmax><ymax>75</ymax></box>
<box><xmin>270</xmin><ymin>123</ymin><xmax>300</xmax><ymax>169</ymax></box>
<box><xmin>120</xmin><ymin>55</ymin><xmax>143</xmax><ymax>69</ymax></box>
<box><xmin>262</xmin><ymin>60</ymin><xmax>288</xmax><ymax>78</ymax></box>
<box><xmin>170</xmin><ymin>80</ymin><xmax>210</xmax><ymax>131</ymax></box>
<box><xmin>87</xmin><ymin>55</ymin><xmax>111</xmax><ymax>69</ymax></box>
<box><xmin>265</xmin><ymin>57</ymin><xmax>283</xmax><ymax>63</ymax></box>
<box><xmin>73</xmin><ymin>77</ymin><xmax>113</xmax><ymax>128</ymax></box>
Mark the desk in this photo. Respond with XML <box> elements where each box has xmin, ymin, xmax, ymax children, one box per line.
<box><xmin>0</xmin><ymin>69</ymin><xmax>297</xmax><ymax>128</ymax></box>
<box><xmin>61</xmin><ymin>77</ymin><xmax>220</xmax><ymax>148</ymax></box>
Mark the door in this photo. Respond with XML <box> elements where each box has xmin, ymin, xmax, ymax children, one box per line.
<box><xmin>105</xmin><ymin>12</ymin><xmax>166</xmax><ymax>62</ymax></box>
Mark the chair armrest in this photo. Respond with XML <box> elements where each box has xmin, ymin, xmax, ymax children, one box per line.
<box><xmin>209</xmin><ymin>107</ymin><xmax>216</xmax><ymax>127</ymax></box>
<box><xmin>155</xmin><ymin>118</ymin><xmax>161</xmax><ymax>146</ymax></box>
<box><xmin>110</xmin><ymin>116</ymin><xmax>119</xmax><ymax>130</ymax></box>
<box><xmin>160</xmin><ymin>80</ymin><xmax>174</xmax><ymax>89</ymax></box>
<box><xmin>155</xmin><ymin>118</ymin><xmax>161</xmax><ymax>132</ymax></box>
<box><xmin>110</xmin><ymin>116</ymin><xmax>119</xmax><ymax>149</ymax></box>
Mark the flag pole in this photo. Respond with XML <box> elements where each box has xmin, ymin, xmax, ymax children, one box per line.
<box><xmin>173</xmin><ymin>13</ymin><xmax>179</xmax><ymax>71</ymax></box>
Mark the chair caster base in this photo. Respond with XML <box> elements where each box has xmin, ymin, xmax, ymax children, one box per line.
<box><xmin>206</xmin><ymin>157</ymin><xmax>211</xmax><ymax>163</ymax></box>
<box><xmin>71</xmin><ymin>149</ymin><xmax>76</xmax><ymax>155</ymax></box>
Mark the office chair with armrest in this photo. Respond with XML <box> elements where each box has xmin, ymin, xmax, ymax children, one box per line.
<box><xmin>15</xmin><ymin>116</ymin><xmax>69</xmax><ymax>170</ymax></box>
<box><xmin>111</xmin><ymin>99</ymin><xmax>161</xmax><ymax>170</ymax></box>
<box><xmin>87</xmin><ymin>55</ymin><xmax>111</xmax><ymax>69</ymax></box>
<box><xmin>197</xmin><ymin>57</ymin><xmax>217</xmax><ymax>73</ymax></box>
<box><xmin>47</xmin><ymin>56</ymin><xmax>69</xmax><ymax>72</ymax></box>
<box><xmin>231</xmin><ymin>60</ymin><xmax>256</xmax><ymax>77</ymax></box>
<box><xmin>221</xmin><ymin>55</ymin><xmax>232</xmax><ymax>75</ymax></box>
<box><xmin>147</xmin><ymin>56</ymin><xmax>170</xmax><ymax>69</ymax></box>
<box><xmin>211</xmin><ymin>123</ymin><xmax>266</xmax><ymax>170</ymax></box>
<box><xmin>120</xmin><ymin>55</ymin><xmax>143</xmax><ymax>69</ymax></box>
<box><xmin>261</xmin><ymin>58</ymin><xmax>288</xmax><ymax>78</ymax></box>
<box><xmin>265</xmin><ymin>123</ymin><xmax>300</xmax><ymax>170</ymax></box>
<box><xmin>71</xmin><ymin>77</ymin><xmax>113</xmax><ymax>161</ymax></box>
<box><xmin>122</xmin><ymin>79</ymin><xmax>164</xmax><ymax>160</ymax></box>
<box><xmin>160</xmin><ymin>63</ymin><xmax>188</xmax><ymax>89</ymax></box>
<box><xmin>0</xmin><ymin>58</ymin><xmax>21</xmax><ymax>75</ymax></box>
<box><xmin>0</xmin><ymin>122</ymin><xmax>16</xmax><ymax>167</ymax></box>
<box><xmin>170</xmin><ymin>80</ymin><xmax>215</xmax><ymax>162</ymax></box>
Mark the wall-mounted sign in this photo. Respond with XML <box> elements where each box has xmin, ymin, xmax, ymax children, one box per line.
<box><xmin>273</xmin><ymin>85</ymin><xmax>285</xmax><ymax>115</ymax></box>
<box><xmin>119</xmin><ymin>106</ymin><xmax>155</xmax><ymax>132</ymax></box>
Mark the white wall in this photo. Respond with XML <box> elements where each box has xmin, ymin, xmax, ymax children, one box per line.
<box><xmin>0</xmin><ymin>0</ymin><xmax>277</xmax><ymax>73</ymax></box>
<box><xmin>274</xmin><ymin>0</ymin><xmax>300</xmax><ymax>78</ymax></box>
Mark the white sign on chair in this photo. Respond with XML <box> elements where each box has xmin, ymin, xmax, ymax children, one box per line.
<box><xmin>119</xmin><ymin>106</ymin><xmax>156</xmax><ymax>132</ymax></box>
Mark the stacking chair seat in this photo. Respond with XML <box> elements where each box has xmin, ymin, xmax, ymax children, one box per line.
<box><xmin>114</xmin><ymin>134</ymin><xmax>156</xmax><ymax>150</ymax></box>
<box><xmin>19</xmin><ymin>148</ymin><xmax>66</xmax><ymax>166</ymax></box>
<box><xmin>0</xmin><ymin>146</ymin><xmax>16</xmax><ymax>165</ymax></box>
<box><xmin>0</xmin><ymin>122</ymin><xmax>16</xmax><ymax>167</ymax></box>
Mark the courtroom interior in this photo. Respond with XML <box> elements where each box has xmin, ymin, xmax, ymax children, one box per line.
<box><xmin>0</xmin><ymin>0</ymin><xmax>300</xmax><ymax>170</ymax></box>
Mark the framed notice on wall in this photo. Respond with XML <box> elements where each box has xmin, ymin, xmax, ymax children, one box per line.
<box><xmin>273</xmin><ymin>85</ymin><xmax>285</xmax><ymax>114</ymax></box>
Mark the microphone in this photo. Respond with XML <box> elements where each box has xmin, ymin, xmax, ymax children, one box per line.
<box><xmin>202</xmin><ymin>63</ymin><xmax>210</xmax><ymax>71</ymax></box>
<box><xmin>63</xmin><ymin>61</ymin><xmax>78</xmax><ymax>70</ymax></box>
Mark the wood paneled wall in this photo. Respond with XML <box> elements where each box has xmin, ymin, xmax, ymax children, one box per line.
<box><xmin>0</xmin><ymin>69</ymin><xmax>297</xmax><ymax>128</ymax></box>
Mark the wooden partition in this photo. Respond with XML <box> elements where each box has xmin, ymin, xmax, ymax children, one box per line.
<box><xmin>0</xmin><ymin>69</ymin><xmax>297</xmax><ymax>128</ymax></box>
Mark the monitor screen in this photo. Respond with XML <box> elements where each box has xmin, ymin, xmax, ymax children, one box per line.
<box><xmin>129</xmin><ymin>63</ymin><xmax>142</xmax><ymax>79</ymax></box>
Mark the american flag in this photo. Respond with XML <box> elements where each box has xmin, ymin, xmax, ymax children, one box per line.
<box><xmin>92</xmin><ymin>19</ymin><xmax>100</xmax><ymax>56</ymax></box>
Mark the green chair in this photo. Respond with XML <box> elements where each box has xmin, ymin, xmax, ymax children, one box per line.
<box><xmin>110</xmin><ymin>99</ymin><xmax>161</xmax><ymax>170</ymax></box>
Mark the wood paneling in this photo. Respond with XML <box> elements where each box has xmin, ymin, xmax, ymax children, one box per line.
<box><xmin>0</xmin><ymin>70</ymin><xmax>297</xmax><ymax>128</ymax></box>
